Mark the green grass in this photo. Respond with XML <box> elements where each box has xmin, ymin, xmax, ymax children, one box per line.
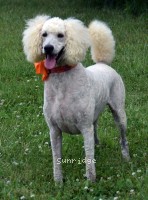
<box><xmin>0</xmin><ymin>0</ymin><xmax>148</xmax><ymax>199</ymax></box>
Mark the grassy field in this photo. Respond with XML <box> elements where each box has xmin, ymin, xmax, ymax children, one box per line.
<box><xmin>0</xmin><ymin>0</ymin><xmax>147</xmax><ymax>199</ymax></box>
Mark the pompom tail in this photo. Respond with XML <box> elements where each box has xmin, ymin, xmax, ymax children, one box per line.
<box><xmin>89</xmin><ymin>20</ymin><xmax>115</xmax><ymax>64</ymax></box>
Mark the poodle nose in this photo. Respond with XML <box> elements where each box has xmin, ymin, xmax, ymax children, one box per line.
<box><xmin>44</xmin><ymin>45</ymin><xmax>54</xmax><ymax>54</ymax></box>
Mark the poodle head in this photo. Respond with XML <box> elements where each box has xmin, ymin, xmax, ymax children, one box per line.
<box><xmin>23</xmin><ymin>15</ymin><xmax>90</xmax><ymax>67</ymax></box>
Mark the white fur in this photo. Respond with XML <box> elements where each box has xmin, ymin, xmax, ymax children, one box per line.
<box><xmin>23</xmin><ymin>15</ymin><xmax>50</xmax><ymax>62</ymax></box>
<box><xmin>64</xmin><ymin>18</ymin><xmax>90</xmax><ymax>65</ymax></box>
<box><xmin>89</xmin><ymin>20</ymin><xmax>115</xmax><ymax>64</ymax></box>
<box><xmin>22</xmin><ymin>16</ymin><xmax>130</xmax><ymax>183</ymax></box>
<box><xmin>22</xmin><ymin>16</ymin><xmax>90</xmax><ymax>65</ymax></box>
<box><xmin>42</xmin><ymin>17</ymin><xmax>66</xmax><ymax>56</ymax></box>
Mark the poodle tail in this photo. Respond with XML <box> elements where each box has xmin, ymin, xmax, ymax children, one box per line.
<box><xmin>88</xmin><ymin>20</ymin><xmax>115</xmax><ymax>65</ymax></box>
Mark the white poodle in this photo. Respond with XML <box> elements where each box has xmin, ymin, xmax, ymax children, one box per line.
<box><xmin>22</xmin><ymin>15</ymin><xmax>130</xmax><ymax>183</ymax></box>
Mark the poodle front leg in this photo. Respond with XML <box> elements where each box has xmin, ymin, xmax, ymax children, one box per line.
<box><xmin>82</xmin><ymin>126</ymin><xmax>96</xmax><ymax>182</ymax></box>
<box><xmin>50</xmin><ymin>127</ymin><xmax>63</xmax><ymax>183</ymax></box>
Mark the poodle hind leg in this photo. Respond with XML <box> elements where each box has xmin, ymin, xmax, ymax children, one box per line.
<box><xmin>109</xmin><ymin>103</ymin><xmax>130</xmax><ymax>161</ymax></box>
<box><xmin>94</xmin><ymin>119</ymin><xmax>99</xmax><ymax>145</ymax></box>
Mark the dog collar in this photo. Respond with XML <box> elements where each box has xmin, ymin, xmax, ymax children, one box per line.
<box><xmin>34</xmin><ymin>60</ymin><xmax>76</xmax><ymax>81</ymax></box>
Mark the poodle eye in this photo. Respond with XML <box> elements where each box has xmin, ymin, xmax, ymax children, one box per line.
<box><xmin>42</xmin><ymin>32</ymin><xmax>47</xmax><ymax>37</ymax></box>
<box><xmin>57</xmin><ymin>33</ymin><xmax>64</xmax><ymax>38</ymax></box>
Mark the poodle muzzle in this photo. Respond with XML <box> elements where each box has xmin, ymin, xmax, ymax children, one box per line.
<box><xmin>44</xmin><ymin>46</ymin><xmax>65</xmax><ymax>69</ymax></box>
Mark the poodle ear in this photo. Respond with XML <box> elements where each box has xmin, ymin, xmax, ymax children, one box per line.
<box><xmin>64</xmin><ymin>18</ymin><xmax>90</xmax><ymax>65</ymax></box>
<box><xmin>22</xmin><ymin>15</ymin><xmax>50</xmax><ymax>63</ymax></box>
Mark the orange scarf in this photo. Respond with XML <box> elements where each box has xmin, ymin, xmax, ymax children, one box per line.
<box><xmin>34</xmin><ymin>61</ymin><xmax>76</xmax><ymax>81</ymax></box>
<box><xmin>34</xmin><ymin>61</ymin><xmax>48</xmax><ymax>81</ymax></box>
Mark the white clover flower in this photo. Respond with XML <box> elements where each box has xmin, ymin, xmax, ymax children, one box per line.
<box><xmin>6</xmin><ymin>180</ymin><xmax>11</xmax><ymax>185</ymax></box>
<box><xmin>90</xmin><ymin>188</ymin><xmax>94</xmax><ymax>192</ymax></box>
<box><xmin>133</xmin><ymin>154</ymin><xmax>137</xmax><ymax>157</ymax></box>
<box><xmin>84</xmin><ymin>186</ymin><xmax>88</xmax><ymax>190</ymax></box>
<box><xmin>44</xmin><ymin>142</ymin><xmax>49</xmax><ymax>145</ymax></box>
<box><xmin>0</xmin><ymin>99</ymin><xmax>5</xmax><ymax>106</ymax></box>
<box><xmin>130</xmin><ymin>189</ymin><xmax>135</xmax><ymax>194</ymax></box>
<box><xmin>76</xmin><ymin>178</ymin><xmax>79</xmax><ymax>182</ymax></box>
<box><xmin>116</xmin><ymin>191</ymin><xmax>120</xmax><ymax>194</ymax></box>
<box><xmin>30</xmin><ymin>194</ymin><xmax>35</xmax><ymax>198</ymax></box>
<box><xmin>12</xmin><ymin>161</ymin><xmax>19</xmax><ymax>166</ymax></box>
<box><xmin>25</xmin><ymin>148</ymin><xmax>29</xmax><ymax>152</ymax></box>
<box><xmin>132</xmin><ymin>172</ymin><xmax>136</xmax><ymax>176</ymax></box>
<box><xmin>107</xmin><ymin>176</ymin><xmax>112</xmax><ymax>180</ymax></box>
<box><xmin>114</xmin><ymin>197</ymin><xmax>118</xmax><ymax>200</ymax></box>
<box><xmin>20</xmin><ymin>196</ymin><xmax>25</xmax><ymax>200</ymax></box>
<box><xmin>137</xmin><ymin>169</ymin><xmax>141</xmax><ymax>173</ymax></box>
